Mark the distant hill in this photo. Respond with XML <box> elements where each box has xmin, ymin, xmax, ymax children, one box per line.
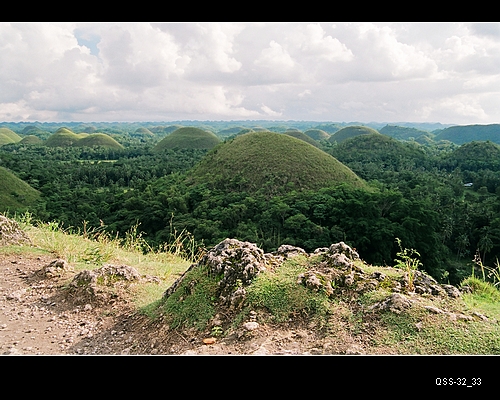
<box><xmin>0</xmin><ymin>128</ymin><xmax>22</xmax><ymax>146</ymax></box>
<box><xmin>444</xmin><ymin>141</ymin><xmax>500</xmax><ymax>171</ymax></box>
<box><xmin>434</xmin><ymin>124</ymin><xmax>500</xmax><ymax>145</ymax></box>
<box><xmin>379</xmin><ymin>125</ymin><xmax>431</xmax><ymax>141</ymax></box>
<box><xmin>304</xmin><ymin>129</ymin><xmax>330</xmax><ymax>141</ymax></box>
<box><xmin>329</xmin><ymin>133</ymin><xmax>427</xmax><ymax>176</ymax></box>
<box><xmin>328</xmin><ymin>126</ymin><xmax>380</xmax><ymax>144</ymax></box>
<box><xmin>153</xmin><ymin>127</ymin><xmax>221</xmax><ymax>151</ymax></box>
<box><xmin>132</xmin><ymin>127</ymin><xmax>154</xmax><ymax>138</ymax></box>
<box><xmin>186</xmin><ymin>130</ymin><xmax>367</xmax><ymax>194</ymax></box>
<box><xmin>0</xmin><ymin>166</ymin><xmax>41</xmax><ymax>212</ymax></box>
<box><xmin>73</xmin><ymin>133</ymin><xmax>124</xmax><ymax>150</ymax></box>
<box><xmin>19</xmin><ymin>135</ymin><xmax>43</xmax><ymax>145</ymax></box>
<box><xmin>284</xmin><ymin>131</ymin><xmax>321</xmax><ymax>148</ymax></box>
<box><xmin>44</xmin><ymin>128</ymin><xmax>81</xmax><ymax>147</ymax></box>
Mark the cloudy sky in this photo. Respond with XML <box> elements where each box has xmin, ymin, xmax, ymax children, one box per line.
<box><xmin>1</xmin><ymin>22</ymin><xmax>500</xmax><ymax>124</ymax></box>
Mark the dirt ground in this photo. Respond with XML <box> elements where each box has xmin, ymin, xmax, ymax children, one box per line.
<box><xmin>1</xmin><ymin>253</ymin><xmax>368</xmax><ymax>356</ymax></box>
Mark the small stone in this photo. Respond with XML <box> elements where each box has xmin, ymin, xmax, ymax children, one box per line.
<box><xmin>203</xmin><ymin>337</ymin><xmax>216</xmax><ymax>345</ymax></box>
<box><xmin>243</xmin><ymin>321</ymin><xmax>260</xmax><ymax>331</ymax></box>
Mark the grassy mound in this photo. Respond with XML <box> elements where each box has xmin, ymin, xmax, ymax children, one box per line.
<box><xmin>304</xmin><ymin>129</ymin><xmax>330</xmax><ymax>141</ymax></box>
<box><xmin>0</xmin><ymin>167</ymin><xmax>41</xmax><ymax>212</ymax></box>
<box><xmin>445</xmin><ymin>141</ymin><xmax>500</xmax><ymax>171</ymax></box>
<box><xmin>0</xmin><ymin>128</ymin><xmax>22</xmax><ymax>145</ymax></box>
<box><xmin>73</xmin><ymin>133</ymin><xmax>124</xmax><ymax>150</ymax></box>
<box><xmin>328</xmin><ymin>125</ymin><xmax>380</xmax><ymax>144</ymax></box>
<box><xmin>434</xmin><ymin>124</ymin><xmax>500</xmax><ymax>145</ymax></box>
<box><xmin>19</xmin><ymin>135</ymin><xmax>44</xmax><ymax>145</ymax></box>
<box><xmin>284</xmin><ymin>131</ymin><xmax>321</xmax><ymax>148</ymax></box>
<box><xmin>154</xmin><ymin>127</ymin><xmax>221</xmax><ymax>151</ymax></box>
<box><xmin>44</xmin><ymin>128</ymin><xmax>81</xmax><ymax>147</ymax></box>
<box><xmin>186</xmin><ymin>130</ymin><xmax>367</xmax><ymax>193</ymax></box>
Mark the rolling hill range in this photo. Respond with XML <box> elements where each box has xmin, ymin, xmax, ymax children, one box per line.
<box><xmin>0</xmin><ymin>166</ymin><xmax>41</xmax><ymax>212</ymax></box>
<box><xmin>153</xmin><ymin>127</ymin><xmax>221</xmax><ymax>151</ymax></box>
<box><xmin>379</xmin><ymin>124</ymin><xmax>431</xmax><ymax>141</ymax></box>
<box><xmin>72</xmin><ymin>133</ymin><xmax>124</xmax><ymax>150</ymax></box>
<box><xmin>328</xmin><ymin>125</ymin><xmax>380</xmax><ymax>144</ymax></box>
<box><xmin>434</xmin><ymin>124</ymin><xmax>500</xmax><ymax>145</ymax></box>
<box><xmin>185</xmin><ymin>130</ymin><xmax>367</xmax><ymax>193</ymax></box>
<box><xmin>44</xmin><ymin>128</ymin><xmax>123</xmax><ymax>149</ymax></box>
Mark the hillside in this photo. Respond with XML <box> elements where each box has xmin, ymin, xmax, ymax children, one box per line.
<box><xmin>0</xmin><ymin>128</ymin><xmax>22</xmax><ymax>146</ymax></box>
<box><xmin>73</xmin><ymin>133</ymin><xmax>124</xmax><ymax>150</ymax></box>
<box><xmin>44</xmin><ymin>128</ymin><xmax>81</xmax><ymax>147</ymax></box>
<box><xmin>0</xmin><ymin>167</ymin><xmax>41</xmax><ymax>212</ymax></box>
<box><xmin>328</xmin><ymin>125</ymin><xmax>380</xmax><ymax>144</ymax></box>
<box><xmin>444</xmin><ymin>141</ymin><xmax>500</xmax><ymax>171</ymax></box>
<box><xmin>154</xmin><ymin>127</ymin><xmax>221</xmax><ymax>151</ymax></box>
<box><xmin>1</xmin><ymin>215</ymin><xmax>499</xmax><ymax>358</ymax></box>
<box><xmin>379</xmin><ymin>124</ymin><xmax>431</xmax><ymax>141</ymax></box>
<box><xmin>284</xmin><ymin>130</ymin><xmax>321</xmax><ymax>147</ymax></box>
<box><xmin>328</xmin><ymin>133</ymin><xmax>427</xmax><ymax>179</ymax></box>
<box><xmin>304</xmin><ymin>128</ymin><xmax>330</xmax><ymax>141</ymax></box>
<box><xmin>434</xmin><ymin>124</ymin><xmax>500</xmax><ymax>145</ymax></box>
<box><xmin>186</xmin><ymin>130</ymin><xmax>367</xmax><ymax>193</ymax></box>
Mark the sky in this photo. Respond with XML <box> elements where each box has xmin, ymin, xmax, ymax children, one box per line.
<box><xmin>1</xmin><ymin>22</ymin><xmax>500</xmax><ymax>125</ymax></box>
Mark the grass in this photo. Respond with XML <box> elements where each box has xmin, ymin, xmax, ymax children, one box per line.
<box><xmin>4</xmin><ymin>212</ymin><xmax>500</xmax><ymax>354</ymax></box>
<box><xmin>6</xmin><ymin>213</ymin><xmax>193</xmax><ymax>311</ymax></box>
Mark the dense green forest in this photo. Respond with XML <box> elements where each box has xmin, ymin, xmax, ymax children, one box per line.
<box><xmin>2</xmin><ymin>121</ymin><xmax>500</xmax><ymax>287</ymax></box>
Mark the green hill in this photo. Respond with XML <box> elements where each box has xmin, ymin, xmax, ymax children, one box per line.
<box><xmin>328</xmin><ymin>125</ymin><xmax>380</xmax><ymax>144</ymax></box>
<box><xmin>73</xmin><ymin>133</ymin><xmax>124</xmax><ymax>150</ymax></box>
<box><xmin>379</xmin><ymin>125</ymin><xmax>431</xmax><ymax>141</ymax></box>
<box><xmin>186</xmin><ymin>130</ymin><xmax>367</xmax><ymax>193</ymax></box>
<box><xmin>445</xmin><ymin>141</ymin><xmax>500</xmax><ymax>171</ymax></box>
<box><xmin>153</xmin><ymin>127</ymin><xmax>221</xmax><ymax>152</ymax></box>
<box><xmin>19</xmin><ymin>135</ymin><xmax>44</xmax><ymax>145</ymax></box>
<box><xmin>284</xmin><ymin>131</ymin><xmax>321</xmax><ymax>148</ymax></box>
<box><xmin>434</xmin><ymin>124</ymin><xmax>500</xmax><ymax>145</ymax></box>
<box><xmin>304</xmin><ymin>129</ymin><xmax>330</xmax><ymax>141</ymax></box>
<box><xmin>44</xmin><ymin>128</ymin><xmax>81</xmax><ymax>147</ymax></box>
<box><xmin>0</xmin><ymin>128</ymin><xmax>22</xmax><ymax>145</ymax></box>
<box><xmin>329</xmin><ymin>133</ymin><xmax>427</xmax><ymax>176</ymax></box>
<box><xmin>132</xmin><ymin>127</ymin><xmax>155</xmax><ymax>138</ymax></box>
<box><xmin>0</xmin><ymin>166</ymin><xmax>41</xmax><ymax>212</ymax></box>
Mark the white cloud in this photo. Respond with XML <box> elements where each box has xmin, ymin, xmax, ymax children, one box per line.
<box><xmin>2</xmin><ymin>22</ymin><xmax>500</xmax><ymax>123</ymax></box>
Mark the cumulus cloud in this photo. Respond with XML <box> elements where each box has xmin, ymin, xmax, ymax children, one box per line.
<box><xmin>1</xmin><ymin>22</ymin><xmax>500</xmax><ymax>123</ymax></box>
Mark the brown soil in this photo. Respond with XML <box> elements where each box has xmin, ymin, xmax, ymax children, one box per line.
<box><xmin>1</xmin><ymin>253</ymin><xmax>366</xmax><ymax>355</ymax></box>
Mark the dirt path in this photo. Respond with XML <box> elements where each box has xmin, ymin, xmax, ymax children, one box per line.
<box><xmin>0</xmin><ymin>253</ymin><xmax>366</xmax><ymax>355</ymax></box>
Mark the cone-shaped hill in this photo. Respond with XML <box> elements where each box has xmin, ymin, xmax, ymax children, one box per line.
<box><xmin>44</xmin><ymin>128</ymin><xmax>123</xmax><ymax>149</ymax></box>
<box><xmin>0</xmin><ymin>128</ymin><xmax>22</xmax><ymax>145</ymax></box>
<box><xmin>328</xmin><ymin>125</ymin><xmax>380</xmax><ymax>144</ymax></box>
<box><xmin>329</xmin><ymin>133</ymin><xmax>427</xmax><ymax>175</ymax></box>
<box><xmin>44</xmin><ymin>128</ymin><xmax>80</xmax><ymax>147</ymax></box>
<box><xmin>19</xmin><ymin>135</ymin><xmax>44</xmax><ymax>145</ymax></box>
<box><xmin>0</xmin><ymin>166</ymin><xmax>40</xmax><ymax>212</ymax></box>
<box><xmin>304</xmin><ymin>129</ymin><xmax>330</xmax><ymax>141</ymax></box>
<box><xmin>444</xmin><ymin>141</ymin><xmax>500</xmax><ymax>171</ymax></box>
<box><xmin>73</xmin><ymin>133</ymin><xmax>124</xmax><ymax>149</ymax></box>
<box><xmin>186</xmin><ymin>131</ymin><xmax>367</xmax><ymax>194</ymax></box>
<box><xmin>284</xmin><ymin>131</ymin><xmax>321</xmax><ymax>148</ymax></box>
<box><xmin>153</xmin><ymin>127</ymin><xmax>221</xmax><ymax>151</ymax></box>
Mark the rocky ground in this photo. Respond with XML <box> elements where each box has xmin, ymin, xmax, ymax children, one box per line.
<box><xmin>1</xmin><ymin>252</ymin><xmax>357</xmax><ymax>356</ymax></box>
